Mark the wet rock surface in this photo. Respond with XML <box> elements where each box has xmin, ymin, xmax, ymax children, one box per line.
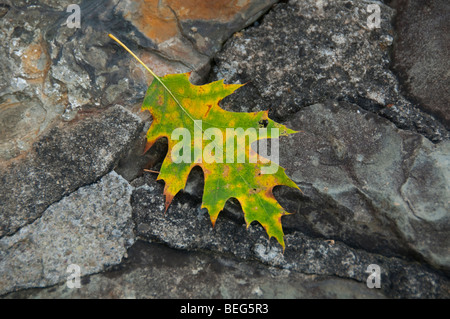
<box><xmin>1</xmin><ymin>0</ymin><xmax>449</xmax><ymax>299</ymax></box>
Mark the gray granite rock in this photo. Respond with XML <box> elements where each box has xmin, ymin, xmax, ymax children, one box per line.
<box><xmin>391</xmin><ymin>0</ymin><xmax>450</xmax><ymax>129</ymax></box>
<box><xmin>130</xmin><ymin>174</ymin><xmax>449</xmax><ymax>298</ymax></box>
<box><xmin>0</xmin><ymin>105</ymin><xmax>143</xmax><ymax>237</ymax></box>
<box><xmin>2</xmin><ymin>241</ymin><xmax>387</xmax><ymax>299</ymax></box>
<box><xmin>0</xmin><ymin>171</ymin><xmax>135</xmax><ymax>296</ymax></box>
<box><xmin>211</xmin><ymin>0</ymin><xmax>448</xmax><ymax>142</ymax></box>
<box><xmin>278</xmin><ymin>101</ymin><xmax>450</xmax><ymax>270</ymax></box>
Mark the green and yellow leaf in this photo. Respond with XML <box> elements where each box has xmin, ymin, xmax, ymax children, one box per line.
<box><xmin>110</xmin><ymin>34</ymin><xmax>300</xmax><ymax>249</ymax></box>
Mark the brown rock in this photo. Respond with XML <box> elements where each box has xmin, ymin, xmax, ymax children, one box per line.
<box><xmin>21</xmin><ymin>39</ymin><xmax>50</xmax><ymax>80</ymax></box>
<box><xmin>119</xmin><ymin>0</ymin><xmax>278</xmax><ymax>81</ymax></box>
<box><xmin>126</xmin><ymin>0</ymin><xmax>273</xmax><ymax>44</ymax></box>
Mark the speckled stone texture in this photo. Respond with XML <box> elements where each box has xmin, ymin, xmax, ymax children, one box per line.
<box><xmin>0</xmin><ymin>171</ymin><xmax>135</xmax><ymax>295</ymax></box>
<box><xmin>1</xmin><ymin>0</ymin><xmax>449</xmax><ymax>299</ymax></box>
<box><xmin>211</xmin><ymin>0</ymin><xmax>448</xmax><ymax>142</ymax></box>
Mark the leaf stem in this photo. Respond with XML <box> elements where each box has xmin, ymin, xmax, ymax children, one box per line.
<box><xmin>108</xmin><ymin>33</ymin><xmax>196</xmax><ymax>124</ymax></box>
<box><xmin>108</xmin><ymin>34</ymin><xmax>160</xmax><ymax>80</ymax></box>
<box><xmin>144</xmin><ymin>169</ymin><xmax>160</xmax><ymax>174</ymax></box>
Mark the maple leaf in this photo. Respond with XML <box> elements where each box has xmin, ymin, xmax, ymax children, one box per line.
<box><xmin>109</xmin><ymin>34</ymin><xmax>300</xmax><ymax>249</ymax></box>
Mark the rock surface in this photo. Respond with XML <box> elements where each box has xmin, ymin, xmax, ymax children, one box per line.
<box><xmin>129</xmin><ymin>175</ymin><xmax>449</xmax><ymax>298</ymax></box>
<box><xmin>1</xmin><ymin>0</ymin><xmax>449</xmax><ymax>299</ymax></box>
<box><xmin>0</xmin><ymin>171</ymin><xmax>135</xmax><ymax>295</ymax></box>
<box><xmin>3</xmin><ymin>241</ymin><xmax>387</xmax><ymax>299</ymax></box>
<box><xmin>390</xmin><ymin>0</ymin><xmax>450</xmax><ymax>129</ymax></box>
<box><xmin>118</xmin><ymin>0</ymin><xmax>278</xmax><ymax>80</ymax></box>
<box><xmin>211</xmin><ymin>0</ymin><xmax>448</xmax><ymax>142</ymax></box>
<box><xmin>0</xmin><ymin>105</ymin><xmax>142</xmax><ymax>237</ymax></box>
<box><xmin>279</xmin><ymin>101</ymin><xmax>450</xmax><ymax>270</ymax></box>
<box><xmin>0</xmin><ymin>0</ymin><xmax>276</xmax><ymax>161</ymax></box>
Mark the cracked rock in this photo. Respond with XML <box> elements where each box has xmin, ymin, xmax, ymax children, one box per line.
<box><xmin>0</xmin><ymin>105</ymin><xmax>143</xmax><ymax>237</ymax></box>
<box><xmin>0</xmin><ymin>0</ymin><xmax>277</xmax><ymax>161</ymax></box>
<box><xmin>1</xmin><ymin>241</ymin><xmax>388</xmax><ymax>299</ymax></box>
<box><xmin>0</xmin><ymin>171</ymin><xmax>135</xmax><ymax>296</ymax></box>
<box><xmin>117</xmin><ymin>0</ymin><xmax>278</xmax><ymax>81</ymax></box>
<box><xmin>278</xmin><ymin>101</ymin><xmax>450</xmax><ymax>270</ymax></box>
<box><xmin>130</xmin><ymin>174</ymin><xmax>449</xmax><ymax>298</ymax></box>
<box><xmin>211</xmin><ymin>0</ymin><xmax>448</xmax><ymax>142</ymax></box>
<box><xmin>1</xmin><ymin>0</ymin><xmax>449</xmax><ymax>299</ymax></box>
